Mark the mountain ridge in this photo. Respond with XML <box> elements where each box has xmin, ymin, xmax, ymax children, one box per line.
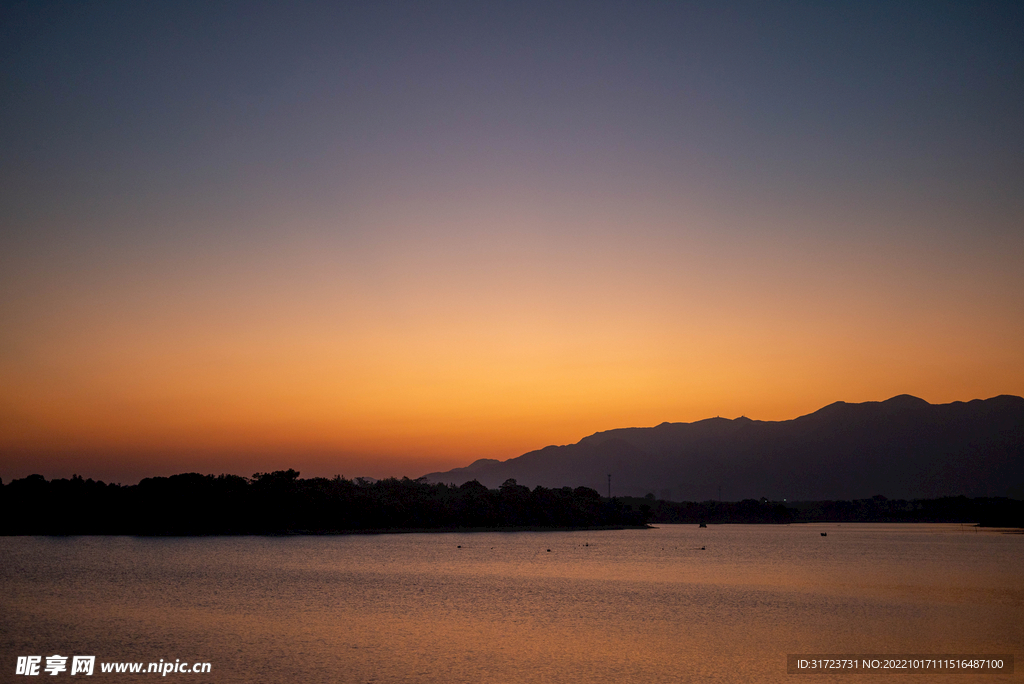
<box><xmin>421</xmin><ymin>395</ymin><xmax>1024</xmax><ymax>500</ymax></box>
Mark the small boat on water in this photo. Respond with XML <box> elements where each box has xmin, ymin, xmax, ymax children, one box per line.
<box><xmin>699</xmin><ymin>522</ymin><xmax>707</xmax><ymax>528</ymax></box>
<box><xmin>821</xmin><ymin>532</ymin><xmax>827</xmax><ymax>536</ymax></box>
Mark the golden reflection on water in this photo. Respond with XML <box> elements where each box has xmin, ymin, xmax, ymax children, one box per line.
<box><xmin>1</xmin><ymin>524</ymin><xmax>1021</xmax><ymax>683</ymax></box>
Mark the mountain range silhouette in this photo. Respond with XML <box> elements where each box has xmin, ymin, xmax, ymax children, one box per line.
<box><xmin>422</xmin><ymin>395</ymin><xmax>1024</xmax><ymax>500</ymax></box>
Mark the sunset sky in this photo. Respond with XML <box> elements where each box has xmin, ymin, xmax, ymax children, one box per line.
<box><xmin>2</xmin><ymin>1</ymin><xmax>1022</xmax><ymax>484</ymax></box>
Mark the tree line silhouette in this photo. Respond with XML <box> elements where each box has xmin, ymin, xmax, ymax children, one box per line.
<box><xmin>3</xmin><ymin>472</ymin><xmax>1020</xmax><ymax>534</ymax></box>
<box><xmin>620</xmin><ymin>493</ymin><xmax>1023</xmax><ymax>527</ymax></box>
<box><xmin>0</xmin><ymin>471</ymin><xmax>649</xmax><ymax>535</ymax></box>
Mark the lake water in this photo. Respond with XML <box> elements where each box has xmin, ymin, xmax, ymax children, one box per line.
<box><xmin>2</xmin><ymin>524</ymin><xmax>1021</xmax><ymax>683</ymax></box>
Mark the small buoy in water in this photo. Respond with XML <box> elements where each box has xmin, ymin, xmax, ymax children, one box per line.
<box><xmin>821</xmin><ymin>532</ymin><xmax>827</xmax><ymax>537</ymax></box>
<box><xmin>547</xmin><ymin>549</ymin><xmax>551</xmax><ymax>552</ymax></box>
<box><xmin>457</xmin><ymin>545</ymin><xmax>462</xmax><ymax>548</ymax></box>
<box><xmin>701</xmin><ymin>546</ymin><xmax>706</xmax><ymax>550</ymax></box>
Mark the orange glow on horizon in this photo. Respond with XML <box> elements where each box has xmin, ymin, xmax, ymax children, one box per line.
<box><xmin>2</xmin><ymin>194</ymin><xmax>1023</xmax><ymax>483</ymax></box>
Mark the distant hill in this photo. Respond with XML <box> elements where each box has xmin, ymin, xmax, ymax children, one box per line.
<box><xmin>421</xmin><ymin>395</ymin><xmax>1024</xmax><ymax>500</ymax></box>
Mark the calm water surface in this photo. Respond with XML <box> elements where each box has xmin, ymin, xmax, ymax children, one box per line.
<box><xmin>2</xmin><ymin>524</ymin><xmax>1021</xmax><ymax>683</ymax></box>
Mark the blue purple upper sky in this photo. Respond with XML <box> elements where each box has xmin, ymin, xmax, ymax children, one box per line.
<box><xmin>2</xmin><ymin>1</ymin><xmax>1022</xmax><ymax>483</ymax></box>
